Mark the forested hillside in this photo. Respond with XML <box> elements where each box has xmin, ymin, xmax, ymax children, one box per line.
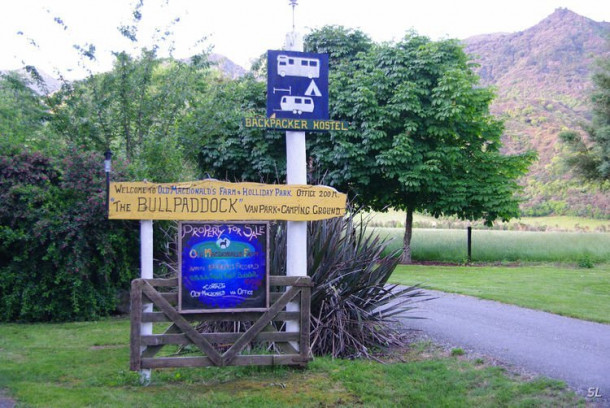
<box><xmin>464</xmin><ymin>8</ymin><xmax>610</xmax><ymax>218</ymax></box>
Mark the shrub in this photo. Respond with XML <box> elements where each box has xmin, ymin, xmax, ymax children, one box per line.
<box><xmin>271</xmin><ymin>211</ymin><xmax>427</xmax><ymax>358</ymax></box>
<box><xmin>577</xmin><ymin>254</ymin><xmax>594</xmax><ymax>269</ymax></box>
<box><xmin>0</xmin><ymin>147</ymin><xmax>139</xmax><ymax>322</ymax></box>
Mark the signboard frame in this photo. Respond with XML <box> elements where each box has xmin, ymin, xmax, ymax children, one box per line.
<box><xmin>108</xmin><ymin>180</ymin><xmax>346</xmax><ymax>221</ymax></box>
<box><xmin>178</xmin><ymin>221</ymin><xmax>270</xmax><ymax>314</ymax></box>
<box><xmin>267</xmin><ymin>50</ymin><xmax>329</xmax><ymax>120</ymax></box>
<box><xmin>242</xmin><ymin>117</ymin><xmax>349</xmax><ymax>132</ymax></box>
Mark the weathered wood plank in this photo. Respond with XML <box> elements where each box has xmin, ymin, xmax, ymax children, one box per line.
<box><xmin>129</xmin><ymin>280</ymin><xmax>143</xmax><ymax>371</ymax></box>
<box><xmin>141</xmin><ymin>354</ymin><xmax>307</xmax><ymax>369</ymax></box>
<box><xmin>263</xmin><ymin>322</ymin><xmax>298</xmax><ymax>354</ymax></box>
<box><xmin>300</xmin><ymin>286</ymin><xmax>312</xmax><ymax>362</ymax></box>
<box><xmin>269</xmin><ymin>276</ymin><xmax>313</xmax><ymax>287</ymax></box>
<box><xmin>142</xmin><ymin>276</ymin><xmax>311</xmax><ymax>288</ymax></box>
<box><xmin>141</xmin><ymin>323</ymin><xmax>180</xmax><ymax>358</ymax></box>
<box><xmin>141</xmin><ymin>311</ymin><xmax>300</xmax><ymax>323</ymax></box>
<box><xmin>141</xmin><ymin>282</ymin><xmax>223</xmax><ymax>366</ymax></box>
<box><xmin>141</xmin><ymin>331</ymin><xmax>300</xmax><ymax>346</ymax></box>
<box><xmin>222</xmin><ymin>286</ymin><xmax>300</xmax><ymax>365</ymax></box>
<box><xmin>145</xmin><ymin>278</ymin><xmax>178</xmax><ymax>287</ymax></box>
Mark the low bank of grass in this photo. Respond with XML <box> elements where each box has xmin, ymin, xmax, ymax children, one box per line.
<box><xmin>0</xmin><ymin>319</ymin><xmax>583</xmax><ymax>407</ymax></box>
<box><xmin>390</xmin><ymin>264</ymin><xmax>610</xmax><ymax>324</ymax></box>
<box><xmin>377</xmin><ymin>228</ymin><xmax>610</xmax><ymax>264</ymax></box>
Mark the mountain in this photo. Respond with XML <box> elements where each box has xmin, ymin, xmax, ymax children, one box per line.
<box><xmin>208</xmin><ymin>53</ymin><xmax>247</xmax><ymax>79</ymax></box>
<box><xmin>1</xmin><ymin>67</ymin><xmax>63</xmax><ymax>94</ymax></box>
<box><xmin>463</xmin><ymin>8</ymin><xmax>610</xmax><ymax>218</ymax></box>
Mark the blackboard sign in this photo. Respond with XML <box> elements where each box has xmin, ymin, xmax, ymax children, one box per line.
<box><xmin>179</xmin><ymin>222</ymin><xmax>269</xmax><ymax>313</ymax></box>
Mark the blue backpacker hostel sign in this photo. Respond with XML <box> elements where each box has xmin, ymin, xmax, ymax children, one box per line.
<box><xmin>267</xmin><ymin>50</ymin><xmax>329</xmax><ymax>120</ymax></box>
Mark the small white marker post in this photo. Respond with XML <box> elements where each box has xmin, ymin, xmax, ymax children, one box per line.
<box><xmin>284</xmin><ymin>1</ymin><xmax>306</xmax><ymax>351</ymax></box>
<box><xmin>140</xmin><ymin>219</ymin><xmax>153</xmax><ymax>384</ymax></box>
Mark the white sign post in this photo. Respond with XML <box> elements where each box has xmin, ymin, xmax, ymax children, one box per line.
<box><xmin>140</xmin><ymin>220</ymin><xmax>153</xmax><ymax>384</ymax></box>
<box><xmin>284</xmin><ymin>30</ymin><xmax>306</xmax><ymax>351</ymax></box>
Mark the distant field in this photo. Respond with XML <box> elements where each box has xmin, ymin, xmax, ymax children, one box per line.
<box><xmin>376</xmin><ymin>228</ymin><xmax>610</xmax><ymax>263</ymax></box>
<box><xmin>366</xmin><ymin>210</ymin><xmax>610</xmax><ymax>232</ymax></box>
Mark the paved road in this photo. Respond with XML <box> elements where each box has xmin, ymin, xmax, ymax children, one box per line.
<box><xmin>400</xmin><ymin>290</ymin><xmax>610</xmax><ymax>407</ymax></box>
<box><xmin>0</xmin><ymin>389</ymin><xmax>15</xmax><ymax>408</ymax></box>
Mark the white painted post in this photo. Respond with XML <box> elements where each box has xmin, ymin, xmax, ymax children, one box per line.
<box><xmin>140</xmin><ymin>219</ymin><xmax>153</xmax><ymax>384</ymax></box>
<box><xmin>284</xmin><ymin>30</ymin><xmax>306</xmax><ymax>349</ymax></box>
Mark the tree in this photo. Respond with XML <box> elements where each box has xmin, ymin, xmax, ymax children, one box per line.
<box><xmin>48</xmin><ymin>49</ymin><xmax>209</xmax><ymax>182</ymax></box>
<box><xmin>0</xmin><ymin>72</ymin><xmax>54</xmax><ymax>152</ymax></box>
<box><xmin>304</xmin><ymin>25</ymin><xmax>373</xmax><ymax>66</ymax></box>
<box><xmin>190</xmin><ymin>74</ymin><xmax>286</xmax><ymax>182</ymax></box>
<box><xmin>560</xmin><ymin>56</ymin><xmax>610</xmax><ymax>182</ymax></box>
<box><xmin>306</xmin><ymin>28</ymin><xmax>535</xmax><ymax>263</ymax></box>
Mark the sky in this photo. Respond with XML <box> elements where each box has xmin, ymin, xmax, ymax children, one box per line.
<box><xmin>1</xmin><ymin>0</ymin><xmax>609</xmax><ymax>80</ymax></box>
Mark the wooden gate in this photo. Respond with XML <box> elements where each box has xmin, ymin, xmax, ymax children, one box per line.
<box><xmin>130</xmin><ymin>276</ymin><xmax>312</xmax><ymax>370</ymax></box>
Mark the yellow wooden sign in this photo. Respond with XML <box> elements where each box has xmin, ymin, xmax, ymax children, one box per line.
<box><xmin>108</xmin><ymin>180</ymin><xmax>346</xmax><ymax>221</ymax></box>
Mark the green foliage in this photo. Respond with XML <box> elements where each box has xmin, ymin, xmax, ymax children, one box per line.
<box><xmin>560</xmin><ymin>55</ymin><xmax>610</xmax><ymax>181</ymax></box>
<box><xmin>0</xmin><ymin>148</ymin><xmax>139</xmax><ymax>322</ymax></box>
<box><xmin>183</xmin><ymin>75</ymin><xmax>286</xmax><ymax>182</ymax></box>
<box><xmin>520</xmin><ymin>176</ymin><xmax>609</xmax><ymax>219</ymax></box>
<box><xmin>47</xmin><ymin>50</ymin><xmax>209</xmax><ymax>182</ymax></box>
<box><xmin>271</xmin><ymin>210</ymin><xmax>427</xmax><ymax>358</ymax></box>
<box><xmin>310</xmin><ymin>31</ymin><xmax>534</xmax><ymax>219</ymax></box>
<box><xmin>451</xmin><ymin>348</ymin><xmax>465</xmax><ymax>356</ymax></box>
<box><xmin>304</xmin><ymin>26</ymin><xmax>373</xmax><ymax>66</ymax></box>
<box><xmin>0</xmin><ymin>72</ymin><xmax>55</xmax><ymax>152</ymax></box>
<box><xmin>577</xmin><ymin>254</ymin><xmax>594</xmax><ymax>269</ymax></box>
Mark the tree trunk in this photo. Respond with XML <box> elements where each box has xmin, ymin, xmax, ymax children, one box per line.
<box><xmin>400</xmin><ymin>208</ymin><xmax>414</xmax><ymax>264</ymax></box>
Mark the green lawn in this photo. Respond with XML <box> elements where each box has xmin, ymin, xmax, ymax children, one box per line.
<box><xmin>377</xmin><ymin>228</ymin><xmax>610</xmax><ymax>263</ymax></box>
<box><xmin>390</xmin><ymin>264</ymin><xmax>610</xmax><ymax>324</ymax></box>
<box><xmin>0</xmin><ymin>319</ymin><xmax>583</xmax><ymax>407</ymax></box>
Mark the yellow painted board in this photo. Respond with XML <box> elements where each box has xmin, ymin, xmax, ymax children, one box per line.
<box><xmin>108</xmin><ymin>180</ymin><xmax>347</xmax><ymax>221</ymax></box>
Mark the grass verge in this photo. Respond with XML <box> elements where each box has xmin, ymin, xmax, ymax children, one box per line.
<box><xmin>390</xmin><ymin>263</ymin><xmax>610</xmax><ymax>324</ymax></box>
<box><xmin>0</xmin><ymin>319</ymin><xmax>583</xmax><ymax>407</ymax></box>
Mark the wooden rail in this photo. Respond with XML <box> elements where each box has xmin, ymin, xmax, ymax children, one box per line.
<box><xmin>130</xmin><ymin>276</ymin><xmax>312</xmax><ymax>370</ymax></box>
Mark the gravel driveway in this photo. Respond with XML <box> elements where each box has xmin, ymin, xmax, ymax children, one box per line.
<box><xmin>400</xmin><ymin>289</ymin><xmax>610</xmax><ymax>407</ymax></box>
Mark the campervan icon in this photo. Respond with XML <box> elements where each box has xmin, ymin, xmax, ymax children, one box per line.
<box><xmin>280</xmin><ymin>96</ymin><xmax>314</xmax><ymax>115</ymax></box>
<box><xmin>277</xmin><ymin>55</ymin><xmax>320</xmax><ymax>79</ymax></box>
